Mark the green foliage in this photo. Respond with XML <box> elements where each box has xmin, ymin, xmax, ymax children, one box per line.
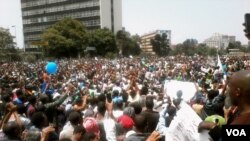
<box><xmin>182</xmin><ymin>39</ymin><xmax>198</xmax><ymax>56</ymax></box>
<box><xmin>24</xmin><ymin>54</ymin><xmax>37</xmax><ymax>63</ymax></box>
<box><xmin>116</xmin><ymin>30</ymin><xmax>141</xmax><ymax>57</ymax></box>
<box><xmin>105</xmin><ymin>52</ymin><xmax>117</xmax><ymax>59</ymax></box>
<box><xmin>171</xmin><ymin>41</ymin><xmax>219</xmax><ymax>57</ymax></box>
<box><xmin>0</xmin><ymin>47</ymin><xmax>22</xmax><ymax>61</ymax></box>
<box><xmin>195</xmin><ymin>44</ymin><xmax>209</xmax><ymax>56</ymax></box>
<box><xmin>245</xmin><ymin>45</ymin><xmax>250</xmax><ymax>52</ymax></box>
<box><xmin>208</xmin><ymin>47</ymin><xmax>218</xmax><ymax>56</ymax></box>
<box><xmin>227</xmin><ymin>42</ymin><xmax>237</xmax><ymax>51</ymax></box>
<box><xmin>130</xmin><ymin>34</ymin><xmax>141</xmax><ymax>55</ymax></box>
<box><xmin>0</xmin><ymin>27</ymin><xmax>14</xmax><ymax>49</ymax></box>
<box><xmin>226</xmin><ymin>41</ymin><xmax>246</xmax><ymax>52</ymax></box>
<box><xmin>169</xmin><ymin>44</ymin><xmax>183</xmax><ymax>55</ymax></box>
<box><xmin>183</xmin><ymin>39</ymin><xmax>198</xmax><ymax>47</ymax></box>
<box><xmin>150</xmin><ymin>33</ymin><xmax>170</xmax><ymax>56</ymax></box>
<box><xmin>124</xmin><ymin>38</ymin><xmax>141</xmax><ymax>56</ymax></box>
<box><xmin>228</xmin><ymin>41</ymin><xmax>239</xmax><ymax>49</ymax></box>
<box><xmin>88</xmin><ymin>28</ymin><xmax>117</xmax><ymax>56</ymax></box>
<box><xmin>42</xmin><ymin>18</ymin><xmax>88</xmax><ymax>58</ymax></box>
<box><xmin>0</xmin><ymin>28</ymin><xmax>21</xmax><ymax>61</ymax></box>
<box><xmin>131</xmin><ymin>34</ymin><xmax>141</xmax><ymax>43</ymax></box>
<box><xmin>170</xmin><ymin>40</ymin><xmax>197</xmax><ymax>56</ymax></box>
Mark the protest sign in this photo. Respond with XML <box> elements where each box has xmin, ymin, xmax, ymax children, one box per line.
<box><xmin>166</xmin><ymin>102</ymin><xmax>211</xmax><ymax>141</ymax></box>
<box><xmin>164</xmin><ymin>80</ymin><xmax>211</xmax><ymax>141</ymax></box>
<box><xmin>164</xmin><ymin>80</ymin><xmax>197</xmax><ymax>101</ymax></box>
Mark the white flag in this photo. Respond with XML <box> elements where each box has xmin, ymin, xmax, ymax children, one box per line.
<box><xmin>217</xmin><ymin>55</ymin><xmax>223</xmax><ymax>73</ymax></box>
<box><xmin>217</xmin><ymin>55</ymin><xmax>227</xmax><ymax>84</ymax></box>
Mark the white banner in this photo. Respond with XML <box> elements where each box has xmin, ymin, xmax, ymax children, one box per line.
<box><xmin>164</xmin><ymin>80</ymin><xmax>211</xmax><ymax>141</ymax></box>
<box><xmin>164</xmin><ymin>80</ymin><xmax>197</xmax><ymax>102</ymax></box>
<box><xmin>166</xmin><ymin>102</ymin><xmax>211</xmax><ymax>141</ymax></box>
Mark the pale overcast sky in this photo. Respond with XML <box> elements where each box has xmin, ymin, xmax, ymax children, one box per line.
<box><xmin>0</xmin><ymin>0</ymin><xmax>250</xmax><ymax>48</ymax></box>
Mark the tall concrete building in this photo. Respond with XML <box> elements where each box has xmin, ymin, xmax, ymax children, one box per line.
<box><xmin>203</xmin><ymin>33</ymin><xmax>236</xmax><ymax>49</ymax></box>
<box><xmin>21</xmin><ymin>0</ymin><xmax>122</xmax><ymax>48</ymax></box>
<box><xmin>140</xmin><ymin>30</ymin><xmax>171</xmax><ymax>55</ymax></box>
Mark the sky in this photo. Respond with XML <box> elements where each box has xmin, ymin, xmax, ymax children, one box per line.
<box><xmin>0</xmin><ymin>0</ymin><xmax>250</xmax><ymax>49</ymax></box>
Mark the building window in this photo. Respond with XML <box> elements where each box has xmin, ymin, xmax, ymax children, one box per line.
<box><xmin>22</xmin><ymin>1</ymin><xmax>100</xmax><ymax>17</ymax></box>
<box><xmin>25</xmin><ymin>34</ymin><xmax>41</xmax><ymax>41</ymax></box>
<box><xmin>22</xmin><ymin>0</ymin><xmax>68</xmax><ymax>8</ymax></box>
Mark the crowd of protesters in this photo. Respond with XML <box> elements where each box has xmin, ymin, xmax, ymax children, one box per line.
<box><xmin>0</xmin><ymin>55</ymin><xmax>250</xmax><ymax>141</ymax></box>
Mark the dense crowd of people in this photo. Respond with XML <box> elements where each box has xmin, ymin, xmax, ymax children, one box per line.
<box><xmin>0</xmin><ymin>55</ymin><xmax>250</xmax><ymax>141</ymax></box>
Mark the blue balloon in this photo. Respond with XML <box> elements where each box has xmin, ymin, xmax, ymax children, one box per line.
<box><xmin>46</xmin><ymin>62</ymin><xmax>58</xmax><ymax>74</ymax></box>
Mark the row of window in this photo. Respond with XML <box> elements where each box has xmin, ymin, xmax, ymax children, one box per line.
<box><xmin>143</xmin><ymin>49</ymin><xmax>153</xmax><ymax>52</ymax></box>
<box><xmin>25</xmin><ymin>34</ymin><xmax>41</xmax><ymax>41</ymax></box>
<box><xmin>141</xmin><ymin>46</ymin><xmax>153</xmax><ymax>50</ymax></box>
<box><xmin>24</xmin><ymin>19</ymin><xmax>100</xmax><ymax>35</ymax></box>
<box><xmin>22</xmin><ymin>0</ymin><xmax>98</xmax><ymax>8</ymax></box>
<box><xmin>24</xmin><ymin>25</ymin><xmax>49</xmax><ymax>33</ymax></box>
<box><xmin>22</xmin><ymin>1</ymin><xmax>100</xmax><ymax>16</ymax></box>
<box><xmin>23</xmin><ymin>10</ymin><xmax>100</xmax><ymax>25</ymax></box>
<box><xmin>81</xmin><ymin>20</ymin><xmax>100</xmax><ymax>26</ymax></box>
<box><xmin>22</xmin><ymin>0</ymin><xmax>67</xmax><ymax>8</ymax></box>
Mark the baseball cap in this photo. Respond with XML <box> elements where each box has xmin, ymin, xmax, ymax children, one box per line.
<box><xmin>117</xmin><ymin>115</ymin><xmax>134</xmax><ymax>130</ymax></box>
<box><xmin>83</xmin><ymin>117</ymin><xmax>100</xmax><ymax>135</ymax></box>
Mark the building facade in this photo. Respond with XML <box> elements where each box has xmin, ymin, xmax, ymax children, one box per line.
<box><xmin>21</xmin><ymin>0</ymin><xmax>122</xmax><ymax>48</ymax></box>
<box><xmin>203</xmin><ymin>33</ymin><xmax>236</xmax><ymax>49</ymax></box>
<box><xmin>140</xmin><ymin>30</ymin><xmax>171</xmax><ymax>55</ymax></box>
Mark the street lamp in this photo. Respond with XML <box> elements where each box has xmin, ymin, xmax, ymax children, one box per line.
<box><xmin>11</xmin><ymin>25</ymin><xmax>17</xmax><ymax>48</ymax></box>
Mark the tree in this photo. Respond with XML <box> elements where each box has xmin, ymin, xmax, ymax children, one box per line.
<box><xmin>170</xmin><ymin>43</ymin><xmax>218</xmax><ymax>56</ymax></box>
<box><xmin>88</xmin><ymin>28</ymin><xmax>117</xmax><ymax>56</ymax></box>
<box><xmin>42</xmin><ymin>18</ymin><xmax>88</xmax><ymax>58</ymax></box>
<box><xmin>123</xmin><ymin>37</ymin><xmax>141</xmax><ymax>56</ymax></box>
<box><xmin>183</xmin><ymin>39</ymin><xmax>198</xmax><ymax>46</ymax></box>
<box><xmin>195</xmin><ymin>44</ymin><xmax>210</xmax><ymax>56</ymax></box>
<box><xmin>130</xmin><ymin>34</ymin><xmax>141</xmax><ymax>55</ymax></box>
<box><xmin>227</xmin><ymin>42</ymin><xmax>237</xmax><ymax>51</ymax></box>
<box><xmin>131</xmin><ymin>34</ymin><xmax>141</xmax><ymax>43</ymax></box>
<box><xmin>116</xmin><ymin>30</ymin><xmax>141</xmax><ymax>57</ymax></box>
<box><xmin>246</xmin><ymin>45</ymin><xmax>250</xmax><ymax>53</ymax></box>
<box><xmin>208</xmin><ymin>47</ymin><xmax>217</xmax><ymax>56</ymax></box>
<box><xmin>116</xmin><ymin>30</ymin><xmax>130</xmax><ymax>56</ymax></box>
<box><xmin>150</xmin><ymin>33</ymin><xmax>170</xmax><ymax>56</ymax></box>
<box><xmin>182</xmin><ymin>39</ymin><xmax>198</xmax><ymax>56</ymax></box>
<box><xmin>0</xmin><ymin>27</ymin><xmax>20</xmax><ymax>61</ymax></box>
<box><xmin>0</xmin><ymin>27</ymin><xmax>14</xmax><ymax>49</ymax></box>
<box><xmin>226</xmin><ymin>41</ymin><xmax>242</xmax><ymax>53</ymax></box>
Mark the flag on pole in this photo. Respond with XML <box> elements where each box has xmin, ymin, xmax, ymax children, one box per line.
<box><xmin>217</xmin><ymin>55</ymin><xmax>223</xmax><ymax>73</ymax></box>
<box><xmin>217</xmin><ymin>55</ymin><xmax>226</xmax><ymax>84</ymax></box>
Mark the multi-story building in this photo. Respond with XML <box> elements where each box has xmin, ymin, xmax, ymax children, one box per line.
<box><xmin>140</xmin><ymin>30</ymin><xmax>171</xmax><ymax>55</ymax></box>
<box><xmin>203</xmin><ymin>33</ymin><xmax>236</xmax><ymax>49</ymax></box>
<box><xmin>21</xmin><ymin>0</ymin><xmax>122</xmax><ymax>48</ymax></box>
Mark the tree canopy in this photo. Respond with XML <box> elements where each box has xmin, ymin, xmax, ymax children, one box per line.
<box><xmin>150</xmin><ymin>33</ymin><xmax>170</xmax><ymax>56</ymax></box>
<box><xmin>42</xmin><ymin>18</ymin><xmax>88</xmax><ymax>58</ymax></box>
<box><xmin>116</xmin><ymin>30</ymin><xmax>141</xmax><ymax>57</ymax></box>
<box><xmin>0</xmin><ymin>27</ymin><xmax>14</xmax><ymax>49</ymax></box>
<box><xmin>226</xmin><ymin>41</ymin><xmax>242</xmax><ymax>52</ymax></box>
<box><xmin>170</xmin><ymin>41</ymin><xmax>218</xmax><ymax>57</ymax></box>
<box><xmin>42</xmin><ymin>18</ymin><xmax>141</xmax><ymax>58</ymax></box>
<box><xmin>88</xmin><ymin>28</ymin><xmax>117</xmax><ymax>56</ymax></box>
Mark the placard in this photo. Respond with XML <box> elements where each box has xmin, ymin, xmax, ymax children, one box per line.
<box><xmin>166</xmin><ymin>102</ymin><xmax>211</xmax><ymax>141</ymax></box>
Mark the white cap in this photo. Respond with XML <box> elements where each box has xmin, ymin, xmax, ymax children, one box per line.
<box><xmin>53</xmin><ymin>92</ymin><xmax>61</xmax><ymax>99</ymax></box>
